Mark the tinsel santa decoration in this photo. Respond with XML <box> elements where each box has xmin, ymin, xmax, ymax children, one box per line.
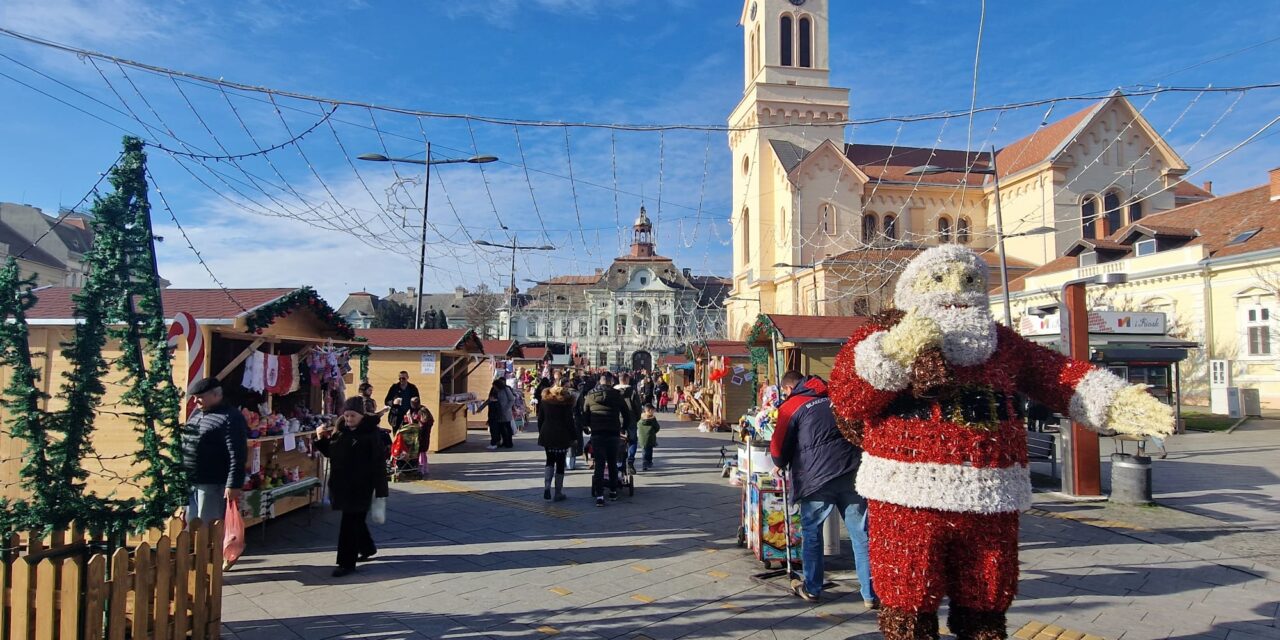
<box><xmin>829</xmin><ymin>245</ymin><xmax>1172</xmax><ymax>640</ymax></box>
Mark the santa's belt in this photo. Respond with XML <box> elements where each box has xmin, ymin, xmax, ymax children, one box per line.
<box><xmin>884</xmin><ymin>389</ymin><xmax>1021</xmax><ymax>429</ymax></box>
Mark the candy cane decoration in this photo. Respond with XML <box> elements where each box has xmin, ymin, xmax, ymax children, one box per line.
<box><xmin>167</xmin><ymin>311</ymin><xmax>204</xmax><ymax>416</ymax></box>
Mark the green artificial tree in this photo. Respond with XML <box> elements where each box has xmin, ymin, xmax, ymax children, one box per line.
<box><xmin>0</xmin><ymin>137</ymin><xmax>186</xmax><ymax>536</ymax></box>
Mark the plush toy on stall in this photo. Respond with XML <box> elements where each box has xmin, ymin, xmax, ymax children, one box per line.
<box><xmin>828</xmin><ymin>245</ymin><xmax>1173</xmax><ymax>640</ymax></box>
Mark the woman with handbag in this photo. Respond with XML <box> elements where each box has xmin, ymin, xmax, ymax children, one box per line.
<box><xmin>537</xmin><ymin>383</ymin><xmax>578</xmax><ymax>501</ymax></box>
<box><xmin>315</xmin><ymin>397</ymin><xmax>389</xmax><ymax>577</ymax></box>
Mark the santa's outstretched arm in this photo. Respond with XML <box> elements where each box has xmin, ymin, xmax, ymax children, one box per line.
<box><xmin>1007</xmin><ymin>327</ymin><xmax>1174</xmax><ymax>437</ymax></box>
<box><xmin>829</xmin><ymin>324</ymin><xmax>915</xmax><ymax>422</ymax></box>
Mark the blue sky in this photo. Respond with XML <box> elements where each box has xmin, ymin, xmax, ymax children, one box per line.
<box><xmin>1</xmin><ymin>0</ymin><xmax>1278</xmax><ymax>307</ymax></box>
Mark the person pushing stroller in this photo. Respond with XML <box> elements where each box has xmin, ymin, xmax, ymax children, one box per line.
<box><xmin>581</xmin><ymin>372</ymin><xmax>631</xmax><ymax>507</ymax></box>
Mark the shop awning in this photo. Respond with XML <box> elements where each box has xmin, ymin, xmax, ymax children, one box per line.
<box><xmin>1093</xmin><ymin>348</ymin><xmax>1189</xmax><ymax>364</ymax></box>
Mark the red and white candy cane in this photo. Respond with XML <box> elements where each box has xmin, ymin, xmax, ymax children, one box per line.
<box><xmin>167</xmin><ymin>312</ymin><xmax>204</xmax><ymax>416</ymax></box>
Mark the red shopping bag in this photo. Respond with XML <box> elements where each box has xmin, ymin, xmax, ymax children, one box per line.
<box><xmin>223</xmin><ymin>503</ymin><xmax>246</xmax><ymax>567</ymax></box>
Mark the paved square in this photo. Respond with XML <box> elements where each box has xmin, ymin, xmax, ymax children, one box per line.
<box><xmin>221</xmin><ymin>419</ymin><xmax>1280</xmax><ymax>639</ymax></box>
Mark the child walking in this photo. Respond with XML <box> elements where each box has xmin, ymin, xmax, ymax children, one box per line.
<box><xmin>637</xmin><ymin>404</ymin><xmax>661</xmax><ymax>471</ymax></box>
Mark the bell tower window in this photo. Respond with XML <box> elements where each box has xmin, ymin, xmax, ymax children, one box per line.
<box><xmin>798</xmin><ymin>17</ymin><xmax>812</xmax><ymax>68</ymax></box>
<box><xmin>780</xmin><ymin>16</ymin><xmax>794</xmax><ymax>66</ymax></box>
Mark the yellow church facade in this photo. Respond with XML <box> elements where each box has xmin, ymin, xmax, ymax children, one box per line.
<box><xmin>725</xmin><ymin>0</ymin><xmax>1207</xmax><ymax>340</ymax></box>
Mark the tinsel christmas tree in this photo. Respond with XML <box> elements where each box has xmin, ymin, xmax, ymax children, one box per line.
<box><xmin>0</xmin><ymin>137</ymin><xmax>186</xmax><ymax>535</ymax></box>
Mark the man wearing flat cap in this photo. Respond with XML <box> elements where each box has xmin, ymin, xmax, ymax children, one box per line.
<box><xmin>181</xmin><ymin>377</ymin><xmax>248</xmax><ymax>524</ymax></box>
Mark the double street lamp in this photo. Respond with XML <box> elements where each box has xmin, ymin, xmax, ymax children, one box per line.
<box><xmin>357</xmin><ymin>146</ymin><xmax>498</xmax><ymax>329</ymax></box>
<box><xmin>474</xmin><ymin>239</ymin><xmax>557</xmax><ymax>337</ymax></box>
<box><xmin>772</xmin><ymin>261</ymin><xmax>820</xmax><ymax>315</ymax></box>
<box><xmin>906</xmin><ymin>147</ymin><xmax>1054</xmax><ymax>327</ymax></box>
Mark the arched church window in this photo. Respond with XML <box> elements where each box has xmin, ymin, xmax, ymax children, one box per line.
<box><xmin>957</xmin><ymin>217</ymin><xmax>971</xmax><ymax>244</ymax></box>
<box><xmin>798</xmin><ymin>17</ymin><xmax>812</xmax><ymax>68</ymax></box>
<box><xmin>1104</xmin><ymin>191</ymin><xmax>1123</xmax><ymax>235</ymax></box>
<box><xmin>937</xmin><ymin>216</ymin><xmax>952</xmax><ymax>243</ymax></box>
<box><xmin>883</xmin><ymin>215</ymin><xmax>897</xmax><ymax>240</ymax></box>
<box><xmin>780</xmin><ymin>16</ymin><xmax>794</xmax><ymax>66</ymax></box>
<box><xmin>862</xmin><ymin>214</ymin><xmax>878</xmax><ymax>243</ymax></box>
<box><xmin>750</xmin><ymin>30</ymin><xmax>758</xmax><ymax>77</ymax></box>
<box><xmin>820</xmin><ymin>204</ymin><xmax>833</xmax><ymax>234</ymax></box>
<box><xmin>1081</xmin><ymin>197</ymin><xmax>1098</xmax><ymax>239</ymax></box>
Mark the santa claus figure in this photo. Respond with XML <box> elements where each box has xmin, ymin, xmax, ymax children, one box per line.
<box><xmin>829</xmin><ymin>245</ymin><xmax>1172</xmax><ymax>640</ymax></box>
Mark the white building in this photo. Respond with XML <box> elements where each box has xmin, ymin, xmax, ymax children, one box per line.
<box><xmin>502</xmin><ymin>207</ymin><xmax>729</xmax><ymax>371</ymax></box>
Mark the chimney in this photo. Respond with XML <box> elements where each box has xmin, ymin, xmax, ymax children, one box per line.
<box><xmin>1202</xmin><ymin>180</ymin><xmax>1213</xmax><ymax>194</ymax></box>
<box><xmin>1271</xmin><ymin>168</ymin><xmax>1280</xmax><ymax>202</ymax></box>
<box><xmin>388</xmin><ymin>287</ymin><xmax>396</xmax><ymax>296</ymax></box>
<box><xmin>406</xmin><ymin>287</ymin><xmax>416</xmax><ymax>298</ymax></box>
<box><xmin>595</xmin><ymin>268</ymin><xmax>603</xmax><ymax>275</ymax></box>
<box><xmin>454</xmin><ymin>286</ymin><xmax>466</xmax><ymax>299</ymax></box>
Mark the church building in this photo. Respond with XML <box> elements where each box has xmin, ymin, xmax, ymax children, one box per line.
<box><xmin>726</xmin><ymin>0</ymin><xmax>1212</xmax><ymax>339</ymax></box>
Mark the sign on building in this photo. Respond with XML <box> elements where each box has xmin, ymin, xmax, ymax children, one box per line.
<box><xmin>1019</xmin><ymin>311</ymin><xmax>1167</xmax><ymax>336</ymax></box>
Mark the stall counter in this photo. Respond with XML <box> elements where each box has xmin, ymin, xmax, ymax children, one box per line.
<box><xmin>433</xmin><ymin>402</ymin><xmax>469</xmax><ymax>452</ymax></box>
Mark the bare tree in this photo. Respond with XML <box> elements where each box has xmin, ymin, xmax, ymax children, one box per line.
<box><xmin>463</xmin><ymin>284</ymin><xmax>503</xmax><ymax>339</ymax></box>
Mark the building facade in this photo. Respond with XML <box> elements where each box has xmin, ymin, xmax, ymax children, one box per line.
<box><xmin>993</xmin><ymin>169</ymin><xmax>1280</xmax><ymax>409</ymax></box>
<box><xmin>0</xmin><ymin>202</ymin><xmax>95</xmax><ymax>287</ymax></box>
<box><xmin>725</xmin><ymin>0</ymin><xmax>1213</xmax><ymax>339</ymax></box>
<box><xmin>337</xmin><ymin>286</ymin><xmax>501</xmax><ymax>337</ymax></box>
<box><xmin>501</xmin><ymin>207</ymin><xmax>729</xmax><ymax>371</ymax></box>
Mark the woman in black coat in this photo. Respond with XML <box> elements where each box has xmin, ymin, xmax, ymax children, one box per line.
<box><xmin>315</xmin><ymin>397</ymin><xmax>389</xmax><ymax>577</ymax></box>
<box><xmin>538</xmin><ymin>384</ymin><xmax>578</xmax><ymax>502</ymax></box>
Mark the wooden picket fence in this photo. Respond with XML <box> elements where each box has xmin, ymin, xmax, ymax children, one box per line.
<box><xmin>0</xmin><ymin>517</ymin><xmax>224</xmax><ymax>640</ymax></box>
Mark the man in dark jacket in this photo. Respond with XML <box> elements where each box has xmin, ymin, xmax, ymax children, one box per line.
<box><xmin>769</xmin><ymin>371</ymin><xmax>876</xmax><ymax>608</ymax></box>
<box><xmin>616</xmin><ymin>372</ymin><xmax>643</xmax><ymax>474</ymax></box>
<box><xmin>582</xmin><ymin>372</ymin><xmax>630</xmax><ymax>507</ymax></box>
<box><xmin>384</xmin><ymin>371</ymin><xmax>421</xmax><ymax>428</ymax></box>
<box><xmin>181</xmin><ymin>378</ymin><xmax>248</xmax><ymax>525</ymax></box>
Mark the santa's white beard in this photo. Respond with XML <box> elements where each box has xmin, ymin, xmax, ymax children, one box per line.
<box><xmin>918</xmin><ymin>303</ymin><xmax>997</xmax><ymax>366</ymax></box>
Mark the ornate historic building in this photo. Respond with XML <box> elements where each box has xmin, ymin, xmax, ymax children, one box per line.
<box><xmin>725</xmin><ymin>0</ymin><xmax>1213</xmax><ymax>339</ymax></box>
<box><xmin>501</xmin><ymin>207</ymin><xmax>729</xmax><ymax>371</ymax></box>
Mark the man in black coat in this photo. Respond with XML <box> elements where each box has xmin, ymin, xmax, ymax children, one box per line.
<box><xmin>181</xmin><ymin>378</ymin><xmax>248</xmax><ymax>525</ymax></box>
<box><xmin>769</xmin><ymin>370</ymin><xmax>877</xmax><ymax>608</ymax></box>
<box><xmin>384</xmin><ymin>371</ymin><xmax>421</xmax><ymax>427</ymax></box>
<box><xmin>581</xmin><ymin>372</ymin><xmax>630</xmax><ymax>507</ymax></box>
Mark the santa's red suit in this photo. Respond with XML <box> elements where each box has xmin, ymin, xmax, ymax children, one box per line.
<box><xmin>831</xmin><ymin>320</ymin><xmax>1110</xmax><ymax>636</ymax></box>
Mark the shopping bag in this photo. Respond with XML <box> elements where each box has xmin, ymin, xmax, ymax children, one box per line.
<box><xmin>371</xmin><ymin>495</ymin><xmax>387</xmax><ymax>524</ymax></box>
<box><xmin>223</xmin><ymin>503</ymin><xmax>246</xmax><ymax>567</ymax></box>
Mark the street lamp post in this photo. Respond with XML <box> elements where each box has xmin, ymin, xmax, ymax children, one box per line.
<box><xmin>772</xmin><ymin>262</ymin><xmax>819</xmax><ymax>315</ymax></box>
<box><xmin>357</xmin><ymin>147</ymin><xmax>497</xmax><ymax>329</ymax></box>
<box><xmin>906</xmin><ymin>147</ymin><xmax>1054</xmax><ymax>327</ymax></box>
<box><xmin>1057</xmin><ymin>272</ymin><xmax>1128</xmax><ymax>497</ymax></box>
<box><xmin>474</xmin><ymin>238</ymin><xmax>556</xmax><ymax>338</ymax></box>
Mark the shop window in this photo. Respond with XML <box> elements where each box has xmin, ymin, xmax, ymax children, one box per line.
<box><xmin>1081</xmin><ymin>197</ymin><xmax>1099</xmax><ymax>239</ymax></box>
<box><xmin>1246</xmin><ymin>307</ymin><xmax>1272</xmax><ymax>356</ymax></box>
<box><xmin>957</xmin><ymin>217</ymin><xmax>971</xmax><ymax>244</ymax></box>
<box><xmin>798</xmin><ymin>17</ymin><xmax>812</xmax><ymax>68</ymax></box>
<box><xmin>937</xmin><ymin>216</ymin><xmax>952</xmax><ymax>243</ymax></box>
<box><xmin>1104</xmin><ymin>192</ymin><xmax>1123</xmax><ymax>236</ymax></box>
<box><xmin>780</xmin><ymin>16</ymin><xmax>793</xmax><ymax>66</ymax></box>
<box><xmin>883</xmin><ymin>215</ymin><xmax>897</xmax><ymax>240</ymax></box>
<box><xmin>1135</xmin><ymin>238</ymin><xmax>1157</xmax><ymax>256</ymax></box>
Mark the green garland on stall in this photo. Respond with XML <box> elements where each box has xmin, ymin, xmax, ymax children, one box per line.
<box><xmin>745</xmin><ymin>313</ymin><xmax>775</xmax><ymax>399</ymax></box>
<box><xmin>351</xmin><ymin>338</ymin><xmax>371</xmax><ymax>382</ymax></box>
<box><xmin>0</xmin><ymin>137</ymin><xmax>186</xmax><ymax>536</ymax></box>
<box><xmin>244</xmin><ymin>286</ymin><xmax>355</xmax><ymax>339</ymax></box>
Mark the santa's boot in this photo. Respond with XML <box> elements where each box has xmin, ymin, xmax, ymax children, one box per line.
<box><xmin>878</xmin><ymin>607</ymin><xmax>940</xmax><ymax>640</ymax></box>
<box><xmin>948</xmin><ymin>606</ymin><xmax>1007</xmax><ymax>640</ymax></box>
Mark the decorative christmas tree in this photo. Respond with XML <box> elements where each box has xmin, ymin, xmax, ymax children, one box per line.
<box><xmin>0</xmin><ymin>137</ymin><xmax>185</xmax><ymax>535</ymax></box>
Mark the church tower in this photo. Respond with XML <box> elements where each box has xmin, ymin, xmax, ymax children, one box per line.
<box><xmin>630</xmin><ymin>205</ymin><xmax>656</xmax><ymax>258</ymax></box>
<box><xmin>727</xmin><ymin>0</ymin><xmax>850</xmax><ymax>335</ymax></box>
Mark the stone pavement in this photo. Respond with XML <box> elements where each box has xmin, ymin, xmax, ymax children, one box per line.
<box><xmin>221</xmin><ymin>418</ymin><xmax>1280</xmax><ymax>640</ymax></box>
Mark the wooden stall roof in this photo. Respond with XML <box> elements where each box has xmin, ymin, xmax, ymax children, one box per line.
<box><xmin>23</xmin><ymin>287</ymin><xmax>296</xmax><ymax>323</ymax></box>
<box><xmin>688</xmin><ymin>340</ymin><xmax>751</xmax><ymax>359</ymax></box>
<box><xmin>357</xmin><ymin>328</ymin><xmax>484</xmax><ymax>353</ymax></box>
<box><xmin>517</xmin><ymin>346</ymin><xmax>548</xmax><ymax>362</ymax></box>
<box><xmin>747</xmin><ymin>314</ymin><xmax>871</xmax><ymax>347</ymax></box>
<box><xmin>658</xmin><ymin>354</ymin><xmax>689</xmax><ymax>366</ymax></box>
<box><xmin>482</xmin><ymin>339</ymin><xmax>522</xmax><ymax>358</ymax></box>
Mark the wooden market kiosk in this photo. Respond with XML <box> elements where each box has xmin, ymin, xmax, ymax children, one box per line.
<box><xmin>0</xmin><ymin>286</ymin><xmax>362</xmax><ymax>528</ymax></box>
<box><xmin>356</xmin><ymin>329</ymin><xmax>485</xmax><ymax>451</ymax></box>
<box><xmin>686</xmin><ymin>341</ymin><xmax>753</xmax><ymax>423</ymax></box>
<box><xmin>467</xmin><ymin>339</ymin><xmax>522</xmax><ymax>428</ymax></box>
<box><xmin>746</xmin><ymin>314</ymin><xmax>871</xmax><ymax>385</ymax></box>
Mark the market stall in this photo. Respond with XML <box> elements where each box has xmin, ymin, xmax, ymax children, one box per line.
<box><xmin>357</xmin><ymin>328</ymin><xmax>485</xmax><ymax>451</ymax></box>
<box><xmin>687</xmin><ymin>341</ymin><xmax>753</xmax><ymax>424</ymax></box>
<box><xmin>746</xmin><ymin>314</ymin><xmax>870</xmax><ymax>385</ymax></box>
<box><xmin>4</xmin><ymin>286</ymin><xmax>359</xmax><ymax>528</ymax></box>
<box><xmin>467</xmin><ymin>339</ymin><xmax>522</xmax><ymax>428</ymax></box>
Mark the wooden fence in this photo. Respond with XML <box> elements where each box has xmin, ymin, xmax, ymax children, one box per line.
<box><xmin>1</xmin><ymin>517</ymin><xmax>224</xmax><ymax>640</ymax></box>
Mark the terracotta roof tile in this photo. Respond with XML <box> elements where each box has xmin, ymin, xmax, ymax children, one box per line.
<box><xmin>761</xmin><ymin>314</ymin><xmax>871</xmax><ymax>343</ymax></box>
<box><xmin>994</xmin><ymin>103</ymin><xmax>1099</xmax><ymax>179</ymax></box>
<box><xmin>703</xmin><ymin>340</ymin><xmax>751</xmax><ymax>357</ymax></box>
<box><xmin>481</xmin><ymin>339</ymin><xmax>518</xmax><ymax>357</ymax></box>
<box><xmin>26</xmin><ymin>287</ymin><xmax>295</xmax><ymax>321</ymax></box>
<box><xmin>518</xmin><ymin>347</ymin><xmax>548</xmax><ymax>361</ymax></box>
<box><xmin>1173</xmin><ymin>180</ymin><xmax>1214</xmax><ymax>199</ymax></box>
<box><xmin>357</xmin><ymin>328</ymin><xmax>472</xmax><ymax>350</ymax></box>
<box><xmin>657</xmin><ymin>355</ymin><xmax>688</xmax><ymax>366</ymax></box>
<box><xmin>845</xmin><ymin>144</ymin><xmax>988</xmax><ymax>186</ymax></box>
<box><xmin>542</xmin><ymin>275</ymin><xmax>600</xmax><ymax>286</ymax></box>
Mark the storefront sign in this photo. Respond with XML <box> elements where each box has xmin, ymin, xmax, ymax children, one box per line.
<box><xmin>420</xmin><ymin>351</ymin><xmax>437</xmax><ymax>374</ymax></box>
<box><xmin>1019</xmin><ymin>311</ymin><xmax>1167</xmax><ymax>336</ymax></box>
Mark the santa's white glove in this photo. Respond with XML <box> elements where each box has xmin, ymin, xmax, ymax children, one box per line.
<box><xmin>881</xmin><ymin>311</ymin><xmax>943</xmax><ymax>368</ymax></box>
<box><xmin>1103</xmin><ymin>385</ymin><xmax>1175</xmax><ymax>438</ymax></box>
